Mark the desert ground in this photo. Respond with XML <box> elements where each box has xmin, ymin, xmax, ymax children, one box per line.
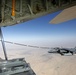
<box><xmin>0</xmin><ymin>45</ymin><xmax>76</xmax><ymax>75</ymax></box>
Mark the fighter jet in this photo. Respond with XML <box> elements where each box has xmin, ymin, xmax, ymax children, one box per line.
<box><xmin>48</xmin><ymin>47</ymin><xmax>76</xmax><ymax>56</ymax></box>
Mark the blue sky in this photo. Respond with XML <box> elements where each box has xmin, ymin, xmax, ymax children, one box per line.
<box><xmin>1</xmin><ymin>11</ymin><xmax>76</xmax><ymax>47</ymax></box>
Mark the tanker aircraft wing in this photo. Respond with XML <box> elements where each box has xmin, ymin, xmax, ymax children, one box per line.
<box><xmin>0</xmin><ymin>0</ymin><xmax>76</xmax><ymax>27</ymax></box>
<box><xmin>50</xmin><ymin>6</ymin><xmax>76</xmax><ymax>24</ymax></box>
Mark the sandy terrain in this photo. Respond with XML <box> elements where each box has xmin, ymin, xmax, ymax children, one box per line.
<box><xmin>0</xmin><ymin>46</ymin><xmax>76</xmax><ymax>75</ymax></box>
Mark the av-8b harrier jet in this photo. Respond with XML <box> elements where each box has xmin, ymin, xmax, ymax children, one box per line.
<box><xmin>48</xmin><ymin>47</ymin><xmax>76</xmax><ymax>56</ymax></box>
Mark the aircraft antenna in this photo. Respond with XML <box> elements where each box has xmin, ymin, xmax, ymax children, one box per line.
<box><xmin>0</xmin><ymin>27</ymin><xmax>8</xmax><ymax>60</ymax></box>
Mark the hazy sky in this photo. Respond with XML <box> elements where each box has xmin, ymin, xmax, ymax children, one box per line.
<box><xmin>1</xmin><ymin>11</ymin><xmax>76</xmax><ymax>47</ymax></box>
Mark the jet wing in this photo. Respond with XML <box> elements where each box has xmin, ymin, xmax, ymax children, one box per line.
<box><xmin>0</xmin><ymin>0</ymin><xmax>76</xmax><ymax>27</ymax></box>
<box><xmin>50</xmin><ymin>6</ymin><xmax>76</xmax><ymax>24</ymax></box>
